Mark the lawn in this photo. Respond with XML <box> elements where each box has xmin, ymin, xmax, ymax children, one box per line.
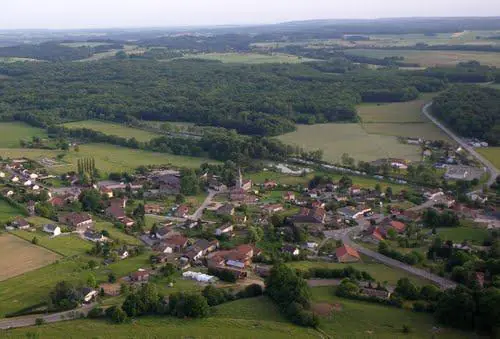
<box><xmin>11</xmin><ymin>230</ymin><xmax>93</xmax><ymax>257</ymax></box>
<box><xmin>288</xmin><ymin>260</ymin><xmax>430</xmax><ymax>286</ymax></box>
<box><xmin>310</xmin><ymin>286</ymin><xmax>472</xmax><ymax>339</ymax></box>
<box><xmin>437</xmin><ymin>227</ymin><xmax>490</xmax><ymax>245</ymax></box>
<box><xmin>477</xmin><ymin>147</ymin><xmax>500</xmax><ymax>170</ymax></box>
<box><xmin>213</xmin><ymin>296</ymin><xmax>287</xmax><ymax>322</ymax></box>
<box><xmin>0</xmin><ymin>200</ymin><xmax>25</xmax><ymax>222</ymax></box>
<box><xmin>94</xmin><ymin>221</ymin><xmax>142</xmax><ymax>246</ymax></box>
<box><xmin>0</xmin><ymin>234</ymin><xmax>60</xmax><ymax>282</ymax></box>
<box><xmin>0</xmin><ymin>122</ymin><xmax>48</xmax><ymax>148</ymax></box>
<box><xmin>344</xmin><ymin>49</ymin><xmax>500</xmax><ymax>67</ymax></box>
<box><xmin>180</xmin><ymin>52</ymin><xmax>317</xmax><ymax>64</ymax></box>
<box><xmin>278</xmin><ymin>123</ymin><xmax>421</xmax><ymax>163</ymax></box>
<box><xmin>61</xmin><ymin>120</ymin><xmax>160</xmax><ymax>142</ymax></box>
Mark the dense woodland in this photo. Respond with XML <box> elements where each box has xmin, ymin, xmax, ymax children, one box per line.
<box><xmin>432</xmin><ymin>85</ymin><xmax>500</xmax><ymax>144</ymax></box>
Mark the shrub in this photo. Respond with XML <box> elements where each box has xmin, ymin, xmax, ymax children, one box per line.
<box><xmin>35</xmin><ymin>318</ymin><xmax>45</xmax><ymax>326</ymax></box>
<box><xmin>111</xmin><ymin>307</ymin><xmax>127</xmax><ymax>324</ymax></box>
<box><xmin>87</xmin><ymin>307</ymin><xmax>104</xmax><ymax>318</ymax></box>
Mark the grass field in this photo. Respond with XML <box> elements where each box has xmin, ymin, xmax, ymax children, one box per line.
<box><xmin>477</xmin><ymin>147</ymin><xmax>500</xmax><ymax>169</ymax></box>
<box><xmin>344</xmin><ymin>49</ymin><xmax>500</xmax><ymax>67</ymax></box>
<box><xmin>0</xmin><ymin>200</ymin><xmax>24</xmax><ymax>222</ymax></box>
<box><xmin>94</xmin><ymin>222</ymin><xmax>142</xmax><ymax>246</ymax></box>
<box><xmin>357</xmin><ymin>95</ymin><xmax>434</xmax><ymax>123</ymax></box>
<box><xmin>76</xmin><ymin>45</ymin><xmax>138</xmax><ymax>62</ymax></box>
<box><xmin>362</xmin><ymin>122</ymin><xmax>451</xmax><ymax>141</ymax></box>
<box><xmin>61</xmin><ymin>120</ymin><xmax>160</xmax><ymax>142</ymax></box>
<box><xmin>437</xmin><ymin>227</ymin><xmax>490</xmax><ymax>245</ymax></box>
<box><xmin>60</xmin><ymin>42</ymin><xmax>111</xmax><ymax>48</ymax></box>
<box><xmin>11</xmin><ymin>230</ymin><xmax>93</xmax><ymax>257</ymax></box>
<box><xmin>288</xmin><ymin>260</ymin><xmax>430</xmax><ymax>286</ymax></box>
<box><xmin>0</xmin><ymin>234</ymin><xmax>60</xmax><ymax>282</ymax></box>
<box><xmin>181</xmin><ymin>52</ymin><xmax>317</xmax><ymax>64</ymax></box>
<box><xmin>0</xmin><ymin>57</ymin><xmax>41</xmax><ymax>63</ymax></box>
<box><xmin>310</xmin><ymin>286</ymin><xmax>472</xmax><ymax>339</ymax></box>
<box><xmin>278</xmin><ymin>123</ymin><xmax>421</xmax><ymax>163</ymax></box>
<box><xmin>0</xmin><ymin>122</ymin><xmax>48</xmax><ymax>148</ymax></box>
<box><xmin>0</xmin><ymin>143</ymin><xmax>217</xmax><ymax>174</ymax></box>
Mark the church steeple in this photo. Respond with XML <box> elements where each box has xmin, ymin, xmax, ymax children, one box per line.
<box><xmin>237</xmin><ymin>167</ymin><xmax>243</xmax><ymax>189</ymax></box>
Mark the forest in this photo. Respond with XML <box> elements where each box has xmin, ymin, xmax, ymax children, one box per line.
<box><xmin>432</xmin><ymin>85</ymin><xmax>500</xmax><ymax>144</ymax></box>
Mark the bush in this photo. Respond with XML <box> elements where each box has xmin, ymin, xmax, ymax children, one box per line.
<box><xmin>169</xmin><ymin>292</ymin><xmax>210</xmax><ymax>318</ymax></box>
<box><xmin>35</xmin><ymin>318</ymin><xmax>45</xmax><ymax>326</ymax></box>
<box><xmin>242</xmin><ymin>284</ymin><xmax>263</xmax><ymax>298</ymax></box>
<box><xmin>111</xmin><ymin>307</ymin><xmax>127</xmax><ymax>324</ymax></box>
<box><xmin>87</xmin><ymin>307</ymin><xmax>104</xmax><ymax>319</ymax></box>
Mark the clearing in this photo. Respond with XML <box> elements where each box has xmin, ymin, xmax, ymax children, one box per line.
<box><xmin>477</xmin><ymin>147</ymin><xmax>500</xmax><ymax>170</ymax></box>
<box><xmin>0</xmin><ymin>234</ymin><xmax>60</xmax><ymax>282</ymax></box>
<box><xmin>278</xmin><ymin>123</ymin><xmax>421</xmax><ymax>163</ymax></box>
<box><xmin>60</xmin><ymin>42</ymin><xmax>112</xmax><ymax>48</ymax></box>
<box><xmin>0</xmin><ymin>122</ymin><xmax>48</xmax><ymax>148</ymax></box>
<box><xmin>344</xmin><ymin>49</ymin><xmax>500</xmax><ymax>67</ymax></box>
<box><xmin>180</xmin><ymin>52</ymin><xmax>317</xmax><ymax>64</ymax></box>
<box><xmin>61</xmin><ymin>120</ymin><xmax>161</xmax><ymax>142</ymax></box>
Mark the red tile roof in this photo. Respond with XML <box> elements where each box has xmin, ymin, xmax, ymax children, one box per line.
<box><xmin>389</xmin><ymin>220</ymin><xmax>406</xmax><ymax>232</ymax></box>
<box><xmin>335</xmin><ymin>244</ymin><xmax>360</xmax><ymax>260</ymax></box>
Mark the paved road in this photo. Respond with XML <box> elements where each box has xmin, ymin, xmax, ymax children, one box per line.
<box><xmin>0</xmin><ymin>303</ymin><xmax>96</xmax><ymax>330</ymax></box>
<box><xmin>422</xmin><ymin>102</ymin><xmax>499</xmax><ymax>187</ymax></box>
<box><xmin>190</xmin><ymin>189</ymin><xmax>218</xmax><ymax>220</ymax></box>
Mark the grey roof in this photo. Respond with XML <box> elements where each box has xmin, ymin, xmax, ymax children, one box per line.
<box><xmin>44</xmin><ymin>224</ymin><xmax>58</xmax><ymax>231</ymax></box>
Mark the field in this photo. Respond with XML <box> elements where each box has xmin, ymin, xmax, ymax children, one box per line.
<box><xmin>437</xmin><ymin>227</ymin><xmax>490</xmax><ymax>245</ymax></box>
<box><xmin>0</xmin><ymin>122</ymin><xmax>48</xmax><ymax>148</ymax></box>
<box><xmin>357</xmin><ymin>95</ymin><xmax>434</xmax><ymax>123</ymax></box>
<box><xmin>278</xmin><ymin>123</ymin><xmax>421</xmax><ymax>163</ymax></box>
<box><xmin>362</xmin><ymin>122</ymin><xmax>451</xmax><ymax>141</ymax></box>
<box><xmin>94</xmin><ymin>222</ymin><xmax>143</xmax><ymax>246</ymax></box>
<box><xmin>0</xmin><ymin>234</ymin><xmax>60</xmax><ymax>282</ymax></box>
<box><xmin>60</xmin><ymin>42</ymin><xmax>111</xmax><ymax>48</ymax></box>
<box><xmin>11</xmin><ymin>230</ymin><xmax>93</xmax><ymax>257</ymax></box>
<box><xmin>0</xmin><ymin>143</ymin><xmax>217</xmax><ymax>174</ymax></box>
<box><xmin>181</xmin><ymin>52</ymin><xmax>317</xmax><ymax>64</ymax></box>
<box><xmin>288</xmin><ymin>260</ymin><xmax>430</xmax><ymax>286</ymax></box>
<box><xmin>0</xmin><ymin>200</ymin><xmax>24</xmax><ymax>222</ymax></box>
<box><xmin>0</xmin><ymin>57</ymin><xmax>41</xmax><ymax>63</ymax></box>
<box><xmin>76</xmin><ymin>45</ymin><xmax>139</xmax><ymax>62</ymax></box>
<box><xmin>477</xmin><ymin>147</ymin><xmax>500</xmax><ymax>169</ymax></box>
<box><xmin>61</xmin><ymin>120</ymin><xmax>160</xmax><ymax>142</ymax></box>
<box><xmin>344</xmin><ymin>49</ymin><xmax>500</xmax><ymax>67</ymax></box>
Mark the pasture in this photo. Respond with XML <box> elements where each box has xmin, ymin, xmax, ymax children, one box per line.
<box><xmin>76</xmin><ymin>45</ymin><xmax>138</xmax><ymax>62</ymax></box>
<box><xmin>94</xmin><ymin>222</ymin><xmax>142</xmax><ymax>246</ymax></box>
<box><xmin>362</xmin><ymin>122</ymin><xmax>451</xmax><ymax>141</ymax></box>
<box><xmin>11</xmin><ymin>230</ymin><xmax>93</xmax><ymax>257</ymax></box>
<box><xmin>0</xmin><ymin>122</ymin><xmax>48</xmax><ymax>148</ymax></box>
<box><xmin>357</xmin><ymin>94</ymin><xmax>435</xmax><ymax>123</ymax></box>
<box><xmin>477</xmin><ymin>147</ymin><xmax>500</xmax><ymax>169</ymax></box>
<box><xmin>182</xmin><ymin>52</ymin><xmax>316</xmax><ymax>64</ymax></box>
<box><xmin>344</xmin><ymin>49</ymin><xmax>500</xmax><ymax>67</ymax></box>
<box><xmin>0</xmin><ymin>200</ymin><xmax>24</xmax><ymax>222</ymax></box>
<box><xmin>278</xmin><ymin>123</ymin><xmax>421</xmax><ymax>163</ymax></box>
<box><xmin>60</xmin><ymin>42</ymin><xmax>111</xmax><ymax>48</ymax></box>
<box><xmin>0</xmin><ymin>234</ymin><xmax>60</xmax><ymax>282</ymax></box>
<box><xmin>437</xmin><ymin>227</ymin><xmax>490</xmax><ymax>245</ymax></box>
<box><xmin>61</xmin><ymin>120</ymin><xmax>160</xmax><ymax>142</ymax></box>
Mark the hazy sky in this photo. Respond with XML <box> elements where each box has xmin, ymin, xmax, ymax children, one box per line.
<box><xmin>1</xmin><ymin>0</ymin><xmax>499</xmax><ymax>29</ymax></box>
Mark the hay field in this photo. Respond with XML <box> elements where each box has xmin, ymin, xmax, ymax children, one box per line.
<box><xmin>61</xmin><ymin>120</ymin><xmax>160</xmax><ymax>142</ymax></box>
<box><xmin>277</xmin><ymin>123</ymin><xmax>421</xmax><ymax>163</ymax></box>
<box><xmin>0</xmin><ymin>234</ymin><xmax>60</xmax><ymax>281</ymax></box>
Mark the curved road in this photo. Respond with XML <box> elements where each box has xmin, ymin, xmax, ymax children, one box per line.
<box><xmin>422</xmin><ymin>102</ymin><xmax>499</xmax><ymax>187</ymax></box>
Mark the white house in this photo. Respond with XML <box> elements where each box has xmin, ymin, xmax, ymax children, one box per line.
<box><xmin>215</xmin><ymin>224</ymin><xmax>234</xmax><ymax>236</ymax></box>
<box><xmin>43</xmin><ymin>224</ymin><xmax>61</xmax><ymax>236</ymax></box>
<box><xmin>118</xmin><ymin>249</ymin><xmax>129</xmax><ymax>259</ymax></box>
<box><xmin>80</xmin><ymin>288</ymin><xmax>98</xmax><ymax>303</ymax></box>
<box><xmin>11</xmin><ymin>176</ymin><xmax>19</xmax><ymax>183</ymax></box>
<box><xmin>29</xmin><ymin>173</ymin><xmax>38</xmax><ymax>180</ymax></box>
<box><xmin>23</xmin><ymin>180</ymin><xmax>32</xmax><ymax>186</ymax></box>
<box><xmin>32</xmin><ymin>185</ymin><xmax>40</xmax><ymax>191</ymax></box>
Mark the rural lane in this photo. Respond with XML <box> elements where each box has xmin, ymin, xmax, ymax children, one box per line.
<box><xmin>422</xmin><ymin>102</ymin><xmax>499</xmax><ymax>187</ymax></box>
<box><xmin>0</xmin><ymin>303</ymin><xmax>96</xmax><ymax>330</ymax></box>
<box><xmin>190</xmin><ymin>189</ymin><xmax>218</xmax><ymax>220</ymax></box>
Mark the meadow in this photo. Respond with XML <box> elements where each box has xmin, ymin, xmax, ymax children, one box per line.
<box><xmin>0</xmin><ymin>122</ymin><xmax>48</xmax><ymax>148</ymax></box>
<box><xmin>362</xmin><ymin>122</ymin><xmax>451</xmax><ymax>141</ymax></box>
<box><xmin>76</xmin><ymin>45</ymin><xmax>139</xmax><ymax>62</ymax></box>
<box><xmin>437</xmin><ymin>227</ymin><xmax>490</xmax><ymax>245</ymax></box>
<box><xmin>60</xmin><ymin>42</ymin><xmax>111</xmax><ymax>48</ymax></box>
<box><xmin>61</xmin><ymin>120</ymin><xmax>161</xmax><ymax>142</ymax></box>
<box><xmin>181</xmin><ymin>52</ymin><xmax>317</xmax><ymax>64</ymax></box>
<box><xmin>0</xmin><ymin>234</ymin><xmax>60</xmax><ymax>282</ymax></box>
<box><xmin>11</xmin><ymin>230</ymin><xmax>93</xmax><ymax>257</ymax></box>
<box><xmin>278</xmin><ymin>123</ymin><xmax>421</xmax><ymax>162</ymax></box>
<box><xmin>0</xmin><ymin>200</ymin><xmax>24</xmax><ymax>222</ymax></box>
<box><xmin>344</xmin><ymin>49</ymin><xmax>500</xmax><ymax>67</ymax></box>
<box><xmin>477</xmin><ymin>147</ymin><xmax>500</xmax><ymax>169</ymax></box>
<box><xmin>357</xmin><ymin>95</ymin><xmax>434</xmax><ymax>123</ymax></box>
<box><xmin>94</xmin><ymin>221</ymin><xmax>143</xmax><ymax>246</ymax></box>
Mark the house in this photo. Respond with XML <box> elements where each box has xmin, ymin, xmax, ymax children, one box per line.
<box><xmin>208</xmin><ymin>178</ymin><xmax>227</xmax><ymax>191</ymax></box>
<box><xmin>261</xmin><ymin>204</ymin><xmax>284</xmax><ymax>214</ymax></box>
<box><xmin>97</xmin><ymin>181</ymin><xmax>127</xmax><ymax>192</ymax></box>
<box><xmin>217</xmin><ymin>204</ymin><xmax>235</xmax><ymax>216</ymax></box>
<box><xmin>424</xmin><ymin>189</ymin><xmax>444</xmax><ymax>201</ymax></box>
<box><xmin>156</xmin><ymin>173</ymin><xmax>181</xmax><ymax>194</ymax></box>
<box><xmin>121</xmin><ymin>217</ymin><xmax>135</xmax><ymax>228</ymax></box>
<box><xmin>159</xmin><ymin>235</ymin><xmax>188</xmax><ymax>253</ymax></box>
<box><xmin>23</xmin><ymin>180</ymin><xmax>32</xmax><ymax>186</ymax></box>
<box><xmin>100</xmin><ymin>186</ymin><xmax>113</xmax><ymax>198</ymax></box>
<box><xmin>336</xmin><ymin>244</ymin><xmax>361</xmax><ymax>263</ymax></box>
<box><xmin>130</xmin><ymin>269</ymin><xmax>150</xmax><ymax>282</ymax></box>
<box><xmin>156</xmin><ymin>226</ymin><xmax>176</xmax><ymax>240</ymax></box>
<box><xmin>106</xmin><ymin>205</ymin><xmax>126</xmax><ymax>220</ymax></box>
<box><xmin>80</xmin><ymin>287</ymin><xmax>98</xmax><ymax>303</ymax></box>
<box><xmin>11</xmin><ymin>176</ymin><xmax>19</xmax><ymax>183</ymax></box>
<box><xmin>109</xmin><ymin>198</ymin><xmax>127</xmax><ymax>209</ymax></box>
<box><xmin>175</xmin><ymin>205</ymin><xmax>189</xmax><ymax>218</ymax></box>
<box><xmin>215</xmin><ymin>224</ymin><xmax>234</xmax><ymax>237</ymax></box>
<box><xmin>117</xmin><ymin>249</ymin><xmax>129</xmax><ymax>259</ymax></box>
<box><xmin>350</xmin><ymin>185</ymin><xmax>362</xmax><ymax>195</ymax></box>
<box><xmin>360</xmin><ymin>287</ymin><xmax>391</xmax><ymax>299</ymax></box>
<box><xmin>193</xmin><ymin>239</ymin><xmax>219</xmax><ymax>255</ymax></box>
<box><xmin>362</xmin><ymin>226</ymin><xmax>385</xmax><ymax>243</ymax></box>
<box><xmin>337</xmin><ymin>206</ymin><xmax>371</xmax><ymax>220</ymax></box>
<box><xmin>305</xmin><ymin>242</ymin><xmax>318</xmax><ymax>250</ymax></box>
<box><xmin>263</xmin><ymin>180</ymin><xmax>277</xmax><ymax>189</ymax></box>
<box><xmin>292</xmin><ymin>207</ymin><xmax>326</xmax><ymax>224</ymax></box>
<box><xmin>207</xmin><ymin>244</ymin><xmax>255</xmax><ymax>269</ymax></box>
<box><xmin>0</xmin><ymin>171</ymin><xmax>5</xmax><ymax>178</ymax></box>
<box><xmin>282</xmin><ymin>245</ymin><xmax>300</xmax><ymax>256</ymax></box>
<box><xmin>43</xmin><ymin>224</ymin><xmax>61</xmax><ymax>236</ymax></box>
<box><xmin>382</xmin><ymin>219</ymin><xmax>406</xmax><ymax>233</ymax></box>
<box><xmin>59</xmin><ymin>212</ymin><xmax>93</xmax><ymax>232</ymax></box>
<box><xmin>311</xmin><ymin>200</ymin><xmax>325</xmax><ymax>209</ymax></box>
<box><xmin>144</xmin><ymin>204</ymin><xmax>163</xmax><ymax>214</ymax></box>
<box><xmin>12</xmin><ymin>217</ymin><xmax>30</xmax><ymax>230</ymax></box>
<box><xmin>390</xmin><ymin>159</ymin><xmax>408</xmax><ymax>170</ymax></box>
<box><xmin>84</xmin><ymin>230</ymin><xmax>105</xmax><ymax>242</ymax></box>
<box><xmin>234</xmin><ymin>215</ymin><xmax>248</xmax><ymax>224</ymax></box>
<box><xmin>229</xmin><ymin>188</ymin><xmax>247</xmax><ymax>202</ymax></box>
<box><xmin>283</xmin><ymin>191</ymin><xmax>296</xmax><ymax>201</ymax></box>
<box><xmin>182</xmin><ymin>248</ymin><xmax>204</xmax><ymax>262</ymax></box>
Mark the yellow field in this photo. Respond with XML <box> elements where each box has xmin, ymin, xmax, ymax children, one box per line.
<box><xmin>0</xmin><ymin>234</ymin><xmax>60</xmax><ymax>281</ymax></box>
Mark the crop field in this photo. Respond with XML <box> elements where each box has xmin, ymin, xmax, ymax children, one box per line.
<box><xmin>477</xmin><ymin>147</ymin><xmax>500</xmax><ymax>169</ymax></box>
<box><xmin>0</xmin><ymin>122</ymin><xmax>48</xmax><ymax>148</ymax></box>
<box><xmin>76</xmin><ymin>45</ymin><xmax>138</xmax><ymax>62</ymax></box>
<box><xmin>11</xmin><ymin>230</ymin><xmax>93</xmax><ymax>257</ymax></box>
<box><xmin>437</xmin><ymin>227</ymin><xmax>490</xmax><ymax>245</ymax></box>
<box><xmin>344</xmin><ymin>49</ymin><xmax>500</xmax><ymax>67</ymax></box>
<box><xmin>61</xmin><ymin>120</ymin><xmax>160</xmax><ymax>142</ymax></box>
<box><xmin>278</xmin><ymin>123</ymin><xmax>421</xmax><ymax>163</ymax></box>
<box><xmin>0</xmin><ymin>200</ymin><xmax>24</xmax><ymax>222</ymax></box>
<box><xmin>0</xmin><ymin>234</ymin><xmax>60</xmax><ymax>282</ymax></box>
<box><xmin>310</xmin><ymin>286</ymin><xmax>471</xmax><ymax>339</ymax></box>
<box><xmin>182</xmin><ymin>52</ymin><xmax>317</xmax><ymax>64</ymax></box>
<box><xmin>0</xmin><ymin>57</ymin><xmax>41</xmax><ymax>63</ymax></box>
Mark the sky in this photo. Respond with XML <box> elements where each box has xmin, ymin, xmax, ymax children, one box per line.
<box><xmin>1</xmin><ymin>0</ymin><xmax>499</xmax><ymax>29</ymax></box>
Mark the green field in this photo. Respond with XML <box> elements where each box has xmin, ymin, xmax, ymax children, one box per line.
<box><xmin>0</xmin><ymin>57</ymin><xmax>41</xmax><ymax>63</ymax></box>
<box><xmin>344</xmin><ymin>49</ymin><xmax>500</xmax><ymax>67</ymax></box>
<box><xmin>0</xmin><ymin>143</ymin><xmax>217</xmax><ymax>174</ymax></box>
<box><xmin>11</xmin><ymin>230</ymin><xmax>93</xmax><ymax>257</ymax></box>
<box><xmin>94</xmin><ymin>222</ymin><xmax>142</xmax><ymax>246</ymax></box>
<box><xmin>181</xmin><ymin>52</ymin><xmax>317</xmax><ymax>64</ymax></box>
<box><xmin>0</xmin><ymin>200</ymin><xmax>24</xmax><ymax>222</ymax></box>
<box><xmin>288</xmin><ymin>260</ymin><xmax>430</xmax><ymax>286</ymax></box>
<box><xmin>362</xmin><ymin>122</ymin><xmax>451</xmax><ymax>141</ymax></box>
<box><xmin>76</xmin><ymin>45</ymin><xmax>139</xmax><ymax>62</ymax></box>
<box><xmin>61</xmin><ymin>120</ymin><xmax>160</xmax><ymax>142</ymax></box>
<box><xmin>60</xmin><ymin>42</ymin><xmax>111</xmax><ymax>48</ymax></box>
<box><xmin>437</xmin><ymin>227</ymin><xmax>490</xmax><ymax>245</ymax></box>
<box><xmin>477</xmin><ymin>147</ymin><xmax>500</xmax><ymax>169</ymax></box>
<box><xmin>0</xmin><ymin>122</ymin><xmax>48</xmax><ymax>148</ymax></box>
<box><xmin>278</xmin><ymin>123</ymin><xmax>421</xmax><ymax>163</ymax></box>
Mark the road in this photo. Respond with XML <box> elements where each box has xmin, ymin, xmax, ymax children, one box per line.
<box><xmin>190</xmin><ymin>189</ymin><xmax>218</xmax><ymax>220</ymax></box>
<box><xmin>422</xmin><ymin>102</ymin><xmax>499</xmax><ymax>187</ymax></box>
<box><xmin>0</xmin><ymin>303</ymin><xmax>96</xmax><ymax>330</ymax></box>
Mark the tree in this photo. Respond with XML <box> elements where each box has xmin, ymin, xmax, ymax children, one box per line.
<box><xmin>180</xmin><ymin>168</ymin><xmax>199</xmax><ymax>196</ymax></box>
<box><xmin>169</xmin><ymin>293</ymin><xmax>210</xmax><ymax>318</ymax></box>
<box><xmin>79</xmin><ymin>189</ymin><xmax>101</xmax><ymax>212</ymax></box>
<box><xmin>87</xmin><ymin>274</ymin><xmax>97</xmax><ymax>289</ymax></box>
<box><xmin>108</xmin><ymin>273</ymin><xmax>117</xmax><ymax>283</ymax></box>
<box><xmin>111</xmin><ymin>306</ymin><xmax>128</xmax><ymax>323</ymax></box>
<box><xmin>395</xmin><ymin>278</ymin><xmax>419</xmax><ymax>300</ymax></box>
<box><xmin>175</xmin><ymin>194</ymin><xmax>185</xmax><ymax>204</ymax></box>
<box><xmin>31</xmin><ymin>236</ymin><xmax>39</xmax><ymax>245</ymax></box>
<box><xmin>434</xmin><ymin>286</ymin><xmax>475</xmax><ymax>330</ymax></box>
<box><xmin>48</xmin><ymin>281</ymin><xmax>79</xmax><ymax>311</ymax></box>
